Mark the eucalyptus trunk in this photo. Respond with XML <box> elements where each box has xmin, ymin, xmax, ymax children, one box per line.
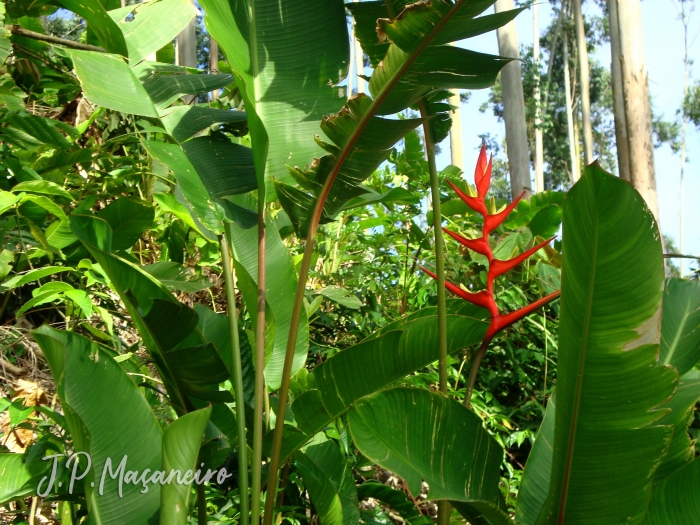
<box><xmin>606</xmin><ymin>0</ymin><xmax>631</xmax><ymax>181</ymax></box>
<box><xmin>495</xmin><ymin>0</ymin><xmax>531</xmax><ymax>198</ymax></box>
<box><xmin>615</xmin><ymin>0</ymin><xmax>660</xmax><ymax>222</ymax></box>
<box><xmin>563</xmin><ymin>32</ymin><xmax>580</xmax><ymax>182</ymax></box>
<box><xmin>450</xmin><ymin>89</ymin><xmax>464</xmax><ymax>170</ymax></box>
<box><xmin>573</xmin><ymin>0</ymin><xmax>593</xmax><ymax>164</ymax></box>
<box><xmin>533</xmin><ymin>1</ymin><xmax>544</xmax><ymax>192</ymax></box>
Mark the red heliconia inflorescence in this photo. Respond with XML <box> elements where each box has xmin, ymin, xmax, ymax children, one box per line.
<box><xmin>423</xmin><ymin>145</ymin><xmax>561</xmax><ymax>404</ymax></box>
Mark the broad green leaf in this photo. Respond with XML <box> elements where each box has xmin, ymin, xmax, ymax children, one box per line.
<box><xmin>160</xmin><ymin>406</ymin><xmax>211</xmax><ymax>525</ymax></box>
<box><xmin>97</xmin><ymin>198</ymin><xmax>155</xmax><ymax>251</ymax></box>
<box><xmin>535</xmin><ymin>163</ymin><xmax>677</xmax><ymax>525</ymax></box>
<box><xmin>0</xmin><ymin>454</ymin><xmax>33</xmax><ymax>504</ymax></box>
<box><xmin>56</xmin><ymin>0</ymin><xmax>128</xmax><ymax>56</ymax></box>
<box><xmin>181</xmin><ymin>135</ymin><xmax>257</xmax><ymax>198</ymax></box>
<box><xmin>12</xmin><ymin>180</ymin><xmax>75</xmax><ymax>201</ymax></box>
<box><xmin>5</xmin><ymin>113</ymin><xmax>71</xmax><ymax>149</ymax></box>
<box><xmin>317</xmin><ymin>286</ymin><xmax>362</xmax><ymax>309</ymax></box>
<box><xmin>69</xmin><ymin>50</ymin><xmax>159</xmax><ymax>117</ymax></box>
<box><xmin>143</xmin><ymin>261</ymin><xmax>212</xmax><ymax>293</ymax></box>
<box><xmin>505</xmin><ymin>190</ymin><xmax>564</xmax><ymax>238</ymax></box>
<box><xmin>295</xmin><ymin>440</ymin><xmax>359</xmax><ymax>525</ymax></box>
<box><xmin>516</xmin><ymin>394</ymin><xmax>556</xmax><ymax>525</ymax></box>
<box><xmin>645</xmin><ymin>456</ymin><xmax>700</xmax><ymax>524</ymax></box>
<box><xmin>349</xmin><ymin>388</ymin><xmax>510</xmax><ymax>525</ymax></box>
<box><xmin>19</xmin><ymin>195</ymin><xmax>67</xmax><ymax>221</ymax></box>
<box><xmin>160</xmin><ymin>105</ymin><xmax>247</xmax><ymax>143</ymax></box>
<box><xmin>16</xmin><ymin>291</ymin><xmax>61</xmax><ymax>316</ymax></box>
<box><xmin>8</xmin><ymin>401</ymin><xmax>33</xmax><ymax>425</ymax></box>
<box><xmin>275</xmin><ymin>307</ymin><xmax>487</xmax><ymax>461</ymax></box>
<box><xmin>199</xmin><ymin>0</ymin><xmax>349</xmax><ymax>200</ymax></box>
<box><xmin>228</xmin><ymin>214</ymin><xmax>308</xmax><ymax>389</ymax></box>
<box><xmin>119</xmin><ymin>0</ymin><xmax>195</xmax><ymax>65</ymax></box>
<box><xmin>653</xmin><ymin>373</ymin><xmax>700</xmax><ymax>481</ymax></box>
<box><xmin>0</xmin><ymin>266</ymin><xmax>74</xmax><ymax>291</ymax></box>
<box><xmin>132</xmin><ymin>62</ymin><xmax>233</xmax><ymax>110</ymax></box>
<box><xmin>660</xmin><ymin>278</ymin><xmax>700</xmax><ymax>376</ymax></box>
<box><xmin>153</xmin><ymin>192</ymin><xmax>218</xmax><ymax>241</ymax></box>
<box><xmin>0</xmin><ymin>1</ymin><xmax>9</xmax><ymax>64</ymax></box>
<box><xmin>144</xmin><ymin>140</ymin><xmax>225</xmax><ymax>234</ymax></box>
<box><xmin>33</xmin><ymin>327</ymin><xmax>163</xmax><ymax>524</ymax></box>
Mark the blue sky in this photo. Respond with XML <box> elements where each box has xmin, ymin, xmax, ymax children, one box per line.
<box><xmin>435</xmin><ymin>0</ymin><xmax>699</xmax><ymax>272</ymax></box>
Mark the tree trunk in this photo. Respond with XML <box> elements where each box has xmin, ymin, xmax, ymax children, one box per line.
<box><xmin>495</xmin><ymin>0</ymin><xmax>532</xmax><ymax>199</ymax></box>
<box><xmin>533</xmin><ymin>1</ymin><xmax>544</xmax><ymax>192</ymax></box>
<box><xmin>677</xmin><ymin>0</ymin><xmax>690</xmax><ymax>276</ymax></box>
<box><xmin>615</xmin><ymin>0</ymin><xmax>660</xmax><ymax>222</ymax></box>
<box><xmin>563</xmin><ymin>32</ymin><xmax>580</xmax><ymax>182</ymax></box>
<box><xmin>354</xmin><ymin>0</ymin><xmax>365</xmax><ymax>94</ymax></box>
<box><xmin>178</xmin><ymin>6</ymin><xmax>197</xmax><ymax>103</ymax></box>
<box><xmin>210</xmin><ymin>38</ymin><xmax>219</xmax><ymax>100</ymax></box>
<box><xmin>449</xmin><ymin>89</ymin><xmax>464</xmax><ymax>170</ymax></box>
<box><xmin>573</xmin><ymin>0</ymin><xmax>594</xmax><ymax>164</ymax></box>
<box><xmin>606</xmin><ymin>0</ymin><xmax>630</xmax><ymax>181</ymax></box>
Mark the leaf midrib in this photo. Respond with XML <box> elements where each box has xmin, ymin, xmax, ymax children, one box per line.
<box><xmin>556</xmin><ymin>201</ymin><xmax>599</xmax><ymax>524</ymax></box>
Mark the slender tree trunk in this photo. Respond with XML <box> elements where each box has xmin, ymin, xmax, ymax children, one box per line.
<box><xmin>450</xmin><ymin>89</ymin><xmax>464</xmax><ymax>170</ymax></box>
<box><xmin>606</xmin><ymin>0</ymin><xmax>631</xmax><ymax>181</ymax></box>
<box><xmin>495</xmin><ymin>0</ymin><xmax>531</xmax><ymax>199</ymax></box>
<box><xmin>210</xmin><ymin>37</ymin><xmax>219</xmax><ymax>100</ymax></box>
<box><xmin>542</xmin><ymin>0</ymin><xmax>566</xmax><ymax>115</ymax></box>
<box><xmin>677</xmin><ymin>0</ymin><xmax>691</xmax><ymax>276</ymax></box>
<box><xmin>533</xmin><ymin>1</ymin><xmax>545</xmax><ymax>192</ymax></box>
<box><xmin>354</xmin><ymin>0</ymin><xmax>365</xmax><ymax>94</ymax></box>
<box><xmin>615</xmin><ymin>0</ymin><xmax>660</xmax><ymax>222</ymax></box>
<box><xmin>573</xmin><ymin>0</ymin><xmax>594</xmax><ymax>163</ymax></box>
<box><xmin>178</xmin><ymin>6</ymin><xmax>197</xmax><ymax>103</ymax></box>
<box><xmin>563</xmin><ymin>32</ymin><xmax>580</xmax><ymax>182</ymax></box>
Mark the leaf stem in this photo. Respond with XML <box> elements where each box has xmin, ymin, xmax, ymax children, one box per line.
<box><xmin>221</xmin><ymin>231</ymin><xmax>250</xmax><ymax>525</ymax></box>
<box><xmin>418</xmin><ymin>97</ymin><xmax>450</xmax><ymax>525</ymax></box>
<box><xmin>262</xmin><ymin>3</ymin><xmax>471</xmax><ymax>523</ymax></box>
<box><xmin>251</xmin><ymin>204</ymin><xmax>266</xmax><ymax>525</ymax></box>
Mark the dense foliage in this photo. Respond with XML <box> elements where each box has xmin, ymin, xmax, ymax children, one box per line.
<box><xmin>0</xmin><ymin>1</ymin><xmax>698</xmax><ymax>525</ymax></box>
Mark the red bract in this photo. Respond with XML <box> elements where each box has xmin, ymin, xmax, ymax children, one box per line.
<box><xmin>423</xmin><ymin>145</ymin><xmax>561</xmax><ymax>406</ymax></box>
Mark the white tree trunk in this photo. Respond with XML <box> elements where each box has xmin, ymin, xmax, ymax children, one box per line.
<box><xmin>210</xmin><ymin>38</ymin><xmax>219</xmax><ymax>100</ymax></box>
<box><xmin>495</xmin><ymin>0</ymin><xmax>532</xmax><ymax>199</ymax></box>
<box><xmin>563</xmin><ymin>32</ymin><xmax>580</xmax><ymax>182</ymax></box>
<box><xmin>533</xmin><ymin>1</ymin><xmax>544</xmax><ymax>192</ymax></box>
<box><xmin>573</xmin><ymin>0</ymin><xmax>594</xmax><ymax>164</ymax></box>
<box><xmin>606</xmin><ymin>0</ymin><xmax>630</xmax><ymax>181</ymax></box>
<box><xmin>450</xmin><ymin>89</ymin><xmax>464</xmax><ymax>171</ymax></box>
<box><xmin>354</xmin><ymin>0</ymin><xmax>365</xmax><ymax>94</ymax></box>
<box><xmin>615</xmin><ymin>0</ymin><xmax>660</xmax><ymax>223</ymax></box>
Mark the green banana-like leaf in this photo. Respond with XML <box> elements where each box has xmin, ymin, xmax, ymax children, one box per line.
<box><xmin>294</xmin><ymin>441</ymin><xmax>359</xmax><ymax>525</ymax></box>
<box><xmin>57</xmin><ymin>0</ymin><xmax>128</xmax><ymax>56</ymax></box>
<box><xmin>227</xmin><ymin>211</ymin><xmax>309</xmax><ymax>389</ymax></box>
<box><xmin>269</xmin><ymin>306</ymin><xmax>487</xmax><ymax>461</ymax></box>
<box><xmin>653</xmin><ymin>372</ymin><xmax>700</xmax><ymax>481</ymax></box>
<box><xmin>645</xmin><ymin>455</ymin><xmax>700</xmax><ymax>524</ymax></box>
<box><xmin>117</xmin><ymin>0</ymin><xmax>195</xmax><ymax>65</ymax></box>
<box><xmin>132</xmin><ymin>62</ymin><xmax>233</xmax><ymax>110</ymax></box>
<box><xmin>160</xmin><ymin>105</ymin><xmax>247</xmax><ymax>143</ymax></box>
<box><xmin>0</xmin><ymin>1</ymin><xmax>10</xmax><ymax>64</ymax></box>
<box><xmin>69</xmin><ymin>50</ymin><xmax>159</xmax><ymax>117</ymax></box>
<box><xmin>199</xmin><ymin>0</ymin><xmax>349</xmax><ymax>201</ymax></box>
<box><xmin>660</xmin><ymin>277</ymin><xmax>700</xmax><ymax>376</ymax></box>
<box><xmin>515</xmin><ymin>394</ymin><xmax>556</xmax><ymax>525</ymax></box>
<box><xmin>160</xmin><ymin>406</ymin><xmax>212</xmax><ymax>525</ymax></box>
<box><xmin>33</xmin><ymin>327</ymin><xmax>163</xmax><ymax>525</ymax></box>
<box><xmin>348</xmin><ymin>387</ymin><xmax>510</xmax><ymax>525</ymax></box>
<box><xmin>144</xmin><ymin>140</ymin><xmax>226</xmax><ymax>234</ymax></box>
<box><xmin>181</xmin><ymin>136</ymin><xmax>257</xmax><ymax>198</ymax></box>
<box><xmin>275</xmin><ymin>0</ymin><xmax>514</xmax><ymax>236</ymax></box>
<box><xmin>535</xmin><ymin>163</ymin><xmax>677</xmax><ymax>525</ymax></box>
